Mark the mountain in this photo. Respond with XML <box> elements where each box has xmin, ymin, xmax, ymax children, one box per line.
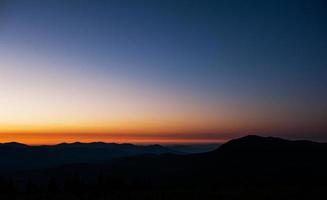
<box><xmin>208</xmin><ymin>135</ymin><xmax>327</xmax><ymax>180</ymax></box>
<box><xmin>217</xmin><ymin>135</ymin><xmax>327</xmax><ymax>153</ymax></box>
<box><xmin>1</xmin><ymin>135</ymin><xmax>327</xmax><ymax>200</ymax></box>
<box><xmin>0</xmin><ymin>142</ymin><xmax>178</xmax><ymax>173</ymax></box>
<box><xmin>98</xmin><ymin>135</ymin><xmax>327</xmax><ymax>180</ymax></box>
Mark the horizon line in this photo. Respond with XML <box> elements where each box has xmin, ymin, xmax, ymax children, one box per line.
<box><xmin>0</xmin><ymin>139</ymin><xmax>226</xmax><ymax>146</ymax></box>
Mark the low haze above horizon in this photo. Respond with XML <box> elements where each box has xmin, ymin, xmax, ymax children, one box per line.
<box><xmin>0</xmin><ymin>0</ymin><xmax>326</xmax><ymax>144</ymax></box>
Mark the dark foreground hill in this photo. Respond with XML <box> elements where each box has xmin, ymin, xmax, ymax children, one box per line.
<box><xmin>1</xmin><ymin>135</ymin><xmax>327</xmax><ymax>200</ymax></box>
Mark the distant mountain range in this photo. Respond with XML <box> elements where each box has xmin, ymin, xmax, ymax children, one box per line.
<box><xmin>0</xmin><ymin>142</ymin><xmax>179</xmax><ymax>173</ymax></box>
<box><xmin>1</xmin><ymin>135</ymin><xmax>327</xmax><ymax>199</ymax></box>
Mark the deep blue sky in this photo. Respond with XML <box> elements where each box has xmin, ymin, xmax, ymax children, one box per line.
<box><xmin>0</xmin><ymin>0</ymin><xmax>326</xmax><ymax>143</ymax></box>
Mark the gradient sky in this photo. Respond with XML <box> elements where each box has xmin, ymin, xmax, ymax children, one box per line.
<box><xmin>0</xmin><ymin>0</ymin><xmax>326</xmax><ymax>144</ymax></box>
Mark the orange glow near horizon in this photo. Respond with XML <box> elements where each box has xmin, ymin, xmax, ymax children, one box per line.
<box><xmin>1</xmin><ymin>122</ymin><xmax>326</xmax><ymax>145</ymax></box>
<box><xmin>0</xmin><ymin>132</ymin><xmax>227</xmax><ymax>145</ymax></box>
<box><xmin>1</xmin><ymin>47</ymin><xmax>326</xmax><ymax>145</ymax></box>
<box><xmin>0</xmin><ymin>56</ymin><xmax>242</xmax><ymax>144</ymax></box>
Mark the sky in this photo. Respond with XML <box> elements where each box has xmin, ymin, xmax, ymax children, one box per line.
<box><xmin>0</xmin><ymin>0</ymin><xmax>326</xmax><ymax>144</ymax></box>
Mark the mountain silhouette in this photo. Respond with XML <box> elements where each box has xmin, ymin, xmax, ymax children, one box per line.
<box><xmin>1</xmin><ymin>135</ymin><xmax>327</xmax><ymax>200</ymax></box>
<box><xmin>217</xmin><ymin>135</ymin><xmax>326</xmax><ymax>153</ymax></box>
<box><xmin>0</xmin><ymin>142</ymin><xmax>179</xmax><ymax>173</ymax></box>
